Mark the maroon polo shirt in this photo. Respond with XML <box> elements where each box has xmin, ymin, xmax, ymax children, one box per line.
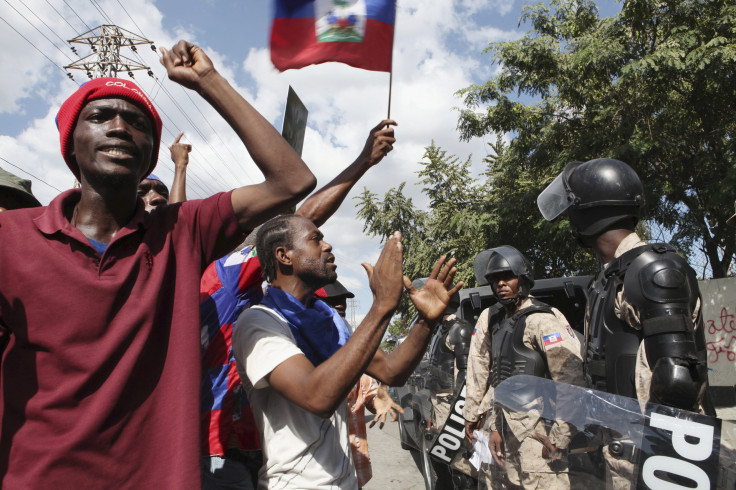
<box><xmin>0</xmin><ymin>189</ymin><xmax>242</xmax><ymax>489</ymax></box>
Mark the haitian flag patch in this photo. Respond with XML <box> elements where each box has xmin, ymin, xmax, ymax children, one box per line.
<box><xmin>566</xmin><ymin>325</ymin><xmax>576</xmax><ymax>339</ymax></box>
<box><xmin>543</xmin><ymin>332</ymin><xmax>563</xmax><ymax>346</ymax></box>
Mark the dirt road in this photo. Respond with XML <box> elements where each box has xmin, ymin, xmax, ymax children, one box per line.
<box><xmin>363</xmin><ymin>415</ymin><xmax>425</xmax><ymax>490</ymax></box>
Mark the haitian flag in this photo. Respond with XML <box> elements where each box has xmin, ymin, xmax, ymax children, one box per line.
<box><xmin>271</xmin><ymin>0</ymin><xmax>396</xmax><ymax>72</ymax></box>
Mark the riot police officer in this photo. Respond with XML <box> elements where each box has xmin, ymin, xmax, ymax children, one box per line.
<box><xmin>463</xmin><ymin>246</ymin><xmax>585</xmax><ymax>489</ymax></box>
<box><xmin>537</xmin><ymin>158</ymin><xmax>714</xmax><ymax>488</ymax></box>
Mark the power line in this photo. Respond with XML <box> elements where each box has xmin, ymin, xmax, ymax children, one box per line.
<box><xmin>0</xmin><ymin>157</ymin><xmax>64</xmax><ymax>193</ymax></box>
<box><xmin>62</xmin><ymin>0</ymin><xmax>92</xmax><ymax>32</ymax></box>
<box><xmin>45</xmin><ymin>0</ymin><xmax>79</xmax><ymax>34</ymax></box>
<box><xmin>0</xmin><ymin>13</ymin><xmax>79</xmax><ymax>84</ymax></box>
<box><xmin>17</xmin><ymin>0</ymin><xmax>74</xmax><ymax>51</ymax></box>
<box><xmin>91</xmin><ymin>0</ymin><xmax>256</xmax><ymax>186</ymax></box>
<box><xmin>3</xmin><ymin>0</ymin><xmax>75</xmax><ymax>62</ymax></box>
<box><xmin>115</xmin><ymin>0</ymin><xmax>145</xmax><ymax>38</ymax></box>
<box><xmin>87</xmin><ymin>0</ymin><xmax>113</xmax><ymax>25</ymax></box>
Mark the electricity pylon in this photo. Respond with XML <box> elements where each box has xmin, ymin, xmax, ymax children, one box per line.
<box><xmin>65</xmin><ymin>25</ymin><xmax>156</xmax><ymax>80</ymax></box>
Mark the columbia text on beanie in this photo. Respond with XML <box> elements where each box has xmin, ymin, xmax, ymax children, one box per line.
<box><xmin>56</xmin><ymin>77</ymin><xmax>163</xmax><ymax>180</ymax></box>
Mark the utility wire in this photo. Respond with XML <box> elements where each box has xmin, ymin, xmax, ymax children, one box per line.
<box><xmin>18</xmin><ymin>0</ymin><xmax>73</xmax><ymax>50</ymax></box>
<box><xmin>97</xmin><ymin>0</ymin><xmax>257</xmax><ymax>186</ymax></box>
<box><xmin>62</xmin><ymin>0</ymin><xmax>92</xmax><ymax>32</ymax></box>
<box><xmin>115</xmin><ymin>0</ymin><xmax>145</xmax><ymax>38</ymax></box>
<box><xmin>87</xmin><ymin>0</ymin><xmax>113</xmax><ymax>25</ymax></box>
<box><xmin>0</xmin><ymin>156</ymin><xmax>64</xmax><ymax>193</ymax></box>
<box><xmin>0</xmin><ymin>13</ymin><xmax>79</xmax><ymax>84</ymax></box>
<box><xmin>45</xmin><ymin>0</ymin><xmax>78</xmax><ymax>33</ymax></box>
<box><xmin>3</xmin><ymin>0</ymin><xmax>74</xmax><ymax>62</ymax></box>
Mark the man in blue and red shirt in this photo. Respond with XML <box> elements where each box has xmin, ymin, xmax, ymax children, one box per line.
<box><xmin>199</xmin><ymin>119</ymin><xmax>397</xmax><ymax>489</ymax></box>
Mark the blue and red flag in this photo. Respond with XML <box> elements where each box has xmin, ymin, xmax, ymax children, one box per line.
<box><xmin>271</xmin><ymin>0</ymin><xmax>396</xmax><ymax>72</ymax></box>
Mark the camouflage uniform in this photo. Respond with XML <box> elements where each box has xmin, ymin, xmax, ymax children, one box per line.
<box><xmin>468</xmin><ymin>299</ymin><xmax>586</xmax><ymax>489</ymax></box>
<box><xmin>464</xmin><ymin>308</ymin><xmax>493</xmax><ymax>425</ymax></box>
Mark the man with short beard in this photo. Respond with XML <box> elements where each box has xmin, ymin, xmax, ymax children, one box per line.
<box><xmin>233</xmin><ymin>221</ymin><xmax>462</xmax><ymax>488</ymax></box>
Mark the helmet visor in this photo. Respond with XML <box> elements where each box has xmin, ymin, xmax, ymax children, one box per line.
<box><xmin>537</xmin><ymin>172</ymin><xmax>572</xmax><ymax>221</ymax></box>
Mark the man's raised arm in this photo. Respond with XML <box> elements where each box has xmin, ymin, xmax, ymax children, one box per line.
<box><xmin>296</xmin><ymin>119</ymin><xmax>396</xmax><ymax>226</ymax></box>
<box><xmin>160</xmin><ymin>41</ymin><xmax>316</xmax><ymax>232</ymax></box>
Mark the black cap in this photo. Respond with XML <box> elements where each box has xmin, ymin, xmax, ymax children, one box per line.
<box><xmin>315</xmin><ymin>280</ymin><xmax>354</xmax><ymax>300</ymax></box>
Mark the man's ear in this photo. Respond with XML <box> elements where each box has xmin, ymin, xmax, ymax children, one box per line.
<box><xmin>274</xmin><ymin>245</ymin><xmax>292</xmax><ymax>267</ymax></box>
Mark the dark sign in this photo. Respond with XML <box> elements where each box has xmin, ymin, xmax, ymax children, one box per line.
<box><xmin>281</xmin><ymin>86</ymin><xmax>308</xmax><ymax>157</ymax></box>
<box><xmin>638</xmin><ymin>404</ymin><xmax>721</xmax><ymax>489</ymax></box>
<box><xmin>429</xmin><ymin>382</ymin><xmax>467</xmax><ymax>464</ymax></box>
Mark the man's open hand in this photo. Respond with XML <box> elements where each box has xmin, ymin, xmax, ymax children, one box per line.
<box><xmin>404</xmin><ymin>256</ymin><xmax>463</xmax><ymax>322</ymax></box>
<box><xmin>369</xmin><ymin>385</ymin><xmax>403</xmax><ymax>429</ymax></box>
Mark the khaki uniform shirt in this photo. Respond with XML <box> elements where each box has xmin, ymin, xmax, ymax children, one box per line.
<box><xmin>464</xmin><ymin>298</ymin><xmax>586</xmax><ymax>448</ymax></box>
<box><xmin>463</xmin><ymin>308</ymin><xmax>492</xmax><ymax>423</ymax></box>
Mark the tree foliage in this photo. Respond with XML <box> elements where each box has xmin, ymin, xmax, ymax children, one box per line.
<box><xmin>356</xmin><ymin>143</ymin><xmax>489</xmax><ymax>331</ymax></box>
<box><xmin>355</xmin><ymin>141</ymin><xmax>596</xmax><ymax>334</ymax></box>
<box><xmin>457</xmin><ymin>0</ymin><xmax>736</xmax><ymax>277</ymax></box>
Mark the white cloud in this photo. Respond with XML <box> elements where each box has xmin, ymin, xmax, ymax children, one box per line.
<box><xmin>0</xmin><ymin>0</ymin><xmax>522</xmax><ymax>319</ymax></box>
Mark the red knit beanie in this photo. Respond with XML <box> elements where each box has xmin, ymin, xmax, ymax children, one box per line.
<box><xmin>56</xmin><ymin>77</ymin><xmax>163</xmax><ymax>180</ymax></box>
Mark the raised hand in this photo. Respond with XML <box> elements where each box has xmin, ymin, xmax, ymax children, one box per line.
<box><xmin>169</xmin><ymin>131</ymin><xmax>192</xmax><ymax>167</ymax></box>
<box><xmin>160</xmin><ymin>41</ymin><xmax>216</xmax><ymax>91</ymax></box>
<box><xmin>362</xmin><ymin>231</ymin><xmax>404</xmax><ymax>313</ymax></box>
<box><xmin>359</xmin><ymin>119</ymin><xmax>397</xmax><ymax>167</ymax></box>
<box><xmin>404</xmin><ymin>256</ymin><xmax>463</xmax><ymax>323</ymax></box>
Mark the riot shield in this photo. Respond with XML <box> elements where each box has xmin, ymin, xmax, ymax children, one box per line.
<box><xmin>477</xmin><ymin>375</ymin><xmax>735</xmax><ymax>489</ymax></box>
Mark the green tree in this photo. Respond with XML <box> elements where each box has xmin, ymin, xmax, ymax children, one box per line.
<box><xmin>457</xmin><ymin>0</ymin><xmax>736</xmax><ymax>277</ymax></box>
<box><xmin>356</xmin><ymin>143</ymin><xmax>490</xmax><ymax>334</ymax></box>
<box><xmin>357</xmin><ymin>140</ymin><xmax>594</xmax><ymax>335</ymax></box>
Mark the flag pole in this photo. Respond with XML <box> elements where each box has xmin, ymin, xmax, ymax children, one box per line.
<box><xmin>387</xmin><ymin>71</ymin><xmax>393</xmax><ymax>119</ymax></box>
<box><xmin>387</xmin><ymin>0</ymin><xmax>397</xmax><ymax>119</ymax></box>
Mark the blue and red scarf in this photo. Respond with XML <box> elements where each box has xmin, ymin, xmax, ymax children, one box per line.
<box><xmin>260</xmin><ymin>286</ymin><xmax>350</xmax><ymax>366</ymax></box>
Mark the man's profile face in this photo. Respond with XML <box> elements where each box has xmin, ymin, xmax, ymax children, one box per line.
<box><xmin>287</xmin><ymin>217</ymin><xmax>337</xmax><ymax>289</ymax></box>
<box><xmin>489</xmin><ymin>271</ymin><xmax>520</xmax><ymax>302</ymax></box>
<box><xmin>71</xmin><ymin>98</ymin><xmax>154</xmax><ymax>184</ymax></box>
<box><xmin>137</xmin><ymin>178</ymin><xmax>170</xmax><ymax>212</ymax></box>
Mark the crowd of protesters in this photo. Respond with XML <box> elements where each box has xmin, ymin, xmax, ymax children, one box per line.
<box><xmin>0</xmin><ymin>38</ymin><xmax>460</xmax><ymax>490</ymax></box>
<box><xmin>0</xmin><ymin>38</ymin><xmax>715</xmax><ymax>490</ymax></box>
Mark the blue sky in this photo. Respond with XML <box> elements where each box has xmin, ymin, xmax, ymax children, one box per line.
<box><xmin>0</xmin><ymin>0</ymin><xmax>622</xmax><ymax>323</ymax></box>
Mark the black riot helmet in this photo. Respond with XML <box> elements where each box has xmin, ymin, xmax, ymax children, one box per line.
<box><xmin>537</xmin><ymin>158</ymin><xmax>644</xmax><ymax>247</ymax></box>
<box><xmin>483</xmin><ymin>246</ymin><xmax>535</xmax><ymax>306</ymax></box>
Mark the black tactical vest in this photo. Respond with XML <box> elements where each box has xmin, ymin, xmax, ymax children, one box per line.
<box><xmin>490</xmin><ymin>300</ymin><xmax>553</xmax><ymax>388</ymax></box>
<box><xmin>426</xmin><ymin>319</ymin><xmax>456</xmax><ymax>391</ymax></box>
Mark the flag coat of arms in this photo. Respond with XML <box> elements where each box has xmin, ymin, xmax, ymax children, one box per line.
<box><xmin>271</xmin><ymin>0</ymin><xmax>396</xmax><ymax>72</ymax></box>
